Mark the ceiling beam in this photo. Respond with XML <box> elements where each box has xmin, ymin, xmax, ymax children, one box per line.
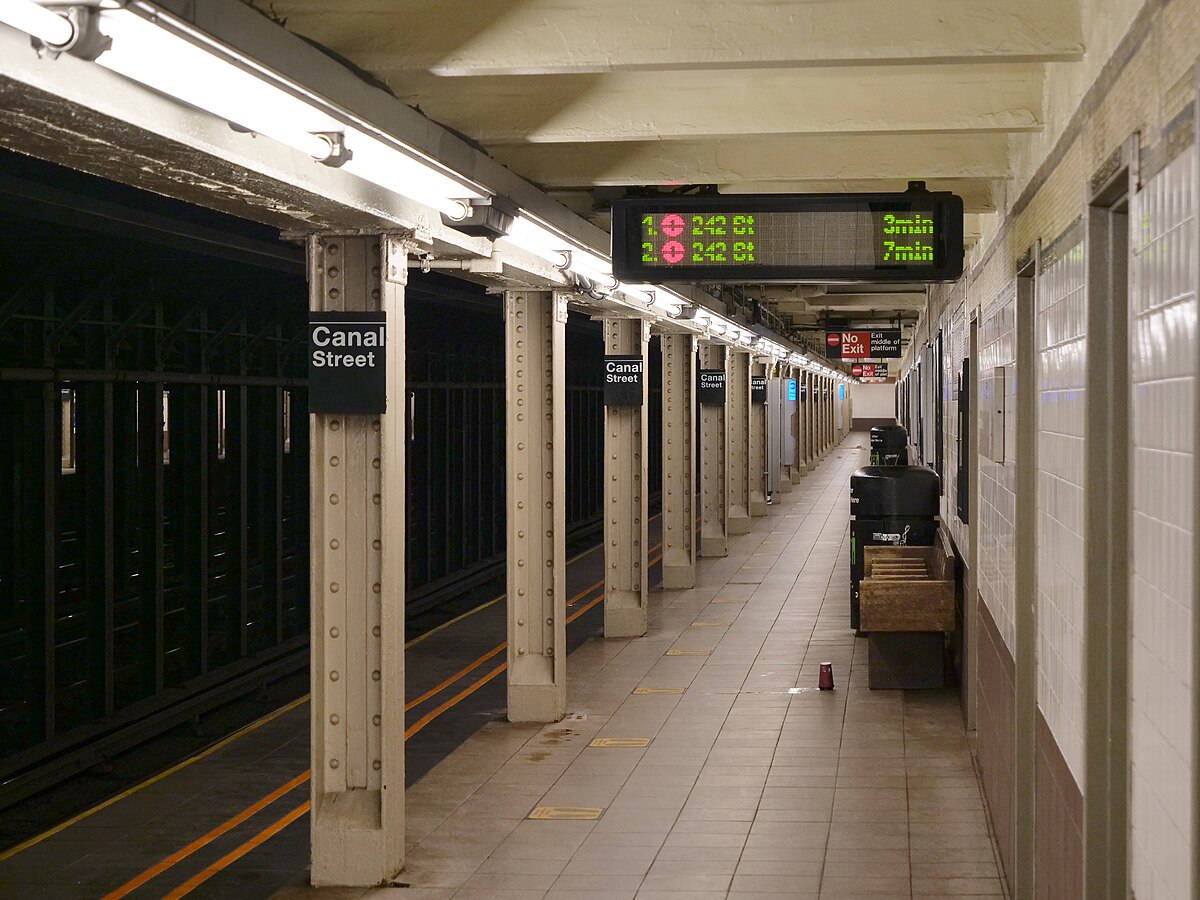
<box><xmin>272</xmin><ymin>0</ymin><xmax>1083</xmax><ymax>76</ymax></box>
<box><xmin>390</xmin><ymin>65</ymin><xmax>1042</xmax><ymax>144</ymax></box>
<box><xmin>490</xmin><ymin>133</ymin><xmax>1011</xmax><ymax>188</ymax></box>
<box><xmin>711</xmin><ymin>179</ymin><xmax>999</xmax><ymax>212</ymax></box>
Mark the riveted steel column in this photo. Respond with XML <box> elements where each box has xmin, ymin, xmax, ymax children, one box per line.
<box><xmin>791</xmin><ymin>368</ymin><xmax>807</xmax><ymax>482</ymax></box>
<box><xmin>727</xmin><ymin>351</ymin><xmax>752</xmax><ymax>535</ymax></box>
<box><xmin>309</xmin><ymin>234</ymin><xmax>406</xmax><ymax>887</ymax></box>
<box><xmin>820</xmin><ymin>376</ymin><xmax>830</xmax><ymax>454</ymax></box>
<box><xmin>749</xmin><ymin>359</ymin><xmax>769</xmax><ymax>516</ymax></box>
<box><xmin>661</xmin><ymin>332</ymin><xmax>696</xmax><ymax>589</ymax></box>
<box><xmin>807</xmin><ymin>372</ymin><xmax>817</xmax><ymax>465</ymax></box>
<box><xmin>699</xmin><ymin>341</ymin><xmax>728</xmax><ymax>558</ymax></box>
<box><xmin>505</xmin><ymin>290</ymin><xmax>567</xmax><ymax>722</ymax></box>
<box><xmin>778</xmin><ymin>367</ymin><xmax>793</xmax><ymax>492</ymax></box>
<box><xmin>603</xmin><ymin>318</ymin><xmax>649</xmax><ymax>638</ymax></box>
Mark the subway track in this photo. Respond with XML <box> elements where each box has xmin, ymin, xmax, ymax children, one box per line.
<box><xmin>0</xmin><ymin>519</ymin><xmax>665</xmax><ymax>899</ymax></box>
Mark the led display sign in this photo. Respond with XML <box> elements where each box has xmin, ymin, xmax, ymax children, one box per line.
<box><xmin>611</xmin><ymin>191</ymin><xmax>963</xmax><ymax>283</ymax></box>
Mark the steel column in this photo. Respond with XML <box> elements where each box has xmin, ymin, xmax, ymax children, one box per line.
<box><xmin>727</xmin><ymin>351</ymin><xmax>752</xmax><ymax>535</ymax></box>
<box><xmin>804</xmin><ymin>372</ymin><xmax>815</xmax><ymax>466</ymax></box>
<box><xmin>749</xmin><ymin>359</ymin><xmax>768</xmax><ymax>517</ymax></box>
<box><xmin>791</xmin><ymin>368</ymin><xmax>807</xmax><ymax>482</ymax></box>
<box><xmin>308</xmin><ymin>234</ymin><xmax>406</xmax><ymax>886</ymax></box>
<box><xmin>660</xmin><ymin>333</ymin><xmax>696</xmax><ymax>589</ymax></box>
<box><xmin>699</xmin><ymin>342</ymin><xmax>729</xmax><ymax>558</ymax></box>
<box><xmin>504</xmin><ymin>290</ymin><xmax>567</xmax><ymax>722</ymax></box>
<box><xmin>602</xmin><ymin>318</ymin><xmax>649</xmax><ymax>638</ymax></box>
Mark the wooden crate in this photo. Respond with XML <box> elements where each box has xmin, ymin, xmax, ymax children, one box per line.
<box><xmin>859</xmin><ymin>543</ymin><xmax>955</xmax><ymax>632</ymax></box>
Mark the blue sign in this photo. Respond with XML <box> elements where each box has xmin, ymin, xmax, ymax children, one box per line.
<box><xmin>838</xmin><ymin>384</ymin><xmax>846</xmax><ymax>400</ymax></box>
<box><xmin>786</xmin><ymin>379</ymin><xmax>797</xmax><ymax>401</ymax></box>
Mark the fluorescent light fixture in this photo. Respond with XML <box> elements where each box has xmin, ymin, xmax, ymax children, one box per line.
<box><xmin>84</xmin><ymin>7</ymin><xmax>480</xmax><ymax>217</ymax></box>
<box><xmin>0</xmin><ymin>0</ymin><xmax>73</xmax><ymax>46</ymax></box>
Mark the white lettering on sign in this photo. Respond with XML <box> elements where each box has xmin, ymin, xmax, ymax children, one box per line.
<box><xmin>311</xmin><ymin>325</ymin><xmax>385</xmax><ymax>348</ymax></box>
<box><xmin>312</xmin><ymin>350</ymin><xmax>378</xmax><ymax>368</ymax></box>
<box><xmin>700</xmin><ymin>373</ymin><xmax>723</xmax><ymax>385</ymax></box>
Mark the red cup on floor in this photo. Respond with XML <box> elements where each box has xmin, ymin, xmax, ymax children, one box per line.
<box><xmin>818</xmin><ymin>662</ymin><xmax>834</xmax><ymax>690</ymax></box>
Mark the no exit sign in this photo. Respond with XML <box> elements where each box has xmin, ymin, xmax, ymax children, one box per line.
<box><xmin>825</xmin><ymin>330</ymin><xmax>902</xmax><ymax>360</ymax></box>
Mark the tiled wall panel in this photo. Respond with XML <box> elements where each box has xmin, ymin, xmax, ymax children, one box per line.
<box><xmin>1035</xmin><ymin>238</ymin><xmax>1087</xmax><ymax>785</ymax></box>
<box><xmin>1129</xmin><ymin>145</ymin><xmax>1196</xmax><ymax>900</ymax></box>
<box><xmin>978</xmin><ymin>279</ymin><xmax>1019</xmax><ymax>653</ymax></box>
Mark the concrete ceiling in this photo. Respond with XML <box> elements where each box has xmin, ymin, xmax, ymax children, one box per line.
<box><xmin>257</xmin><ymin>0</ymin><xmax>1082</xmax><ymax>329</ymax></box>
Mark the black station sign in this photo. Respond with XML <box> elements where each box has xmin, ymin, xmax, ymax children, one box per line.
<box><xmin>603</xmin><ymin>355</ymin><xmax>644</xmax><ymax>406</ymax></box>
<box><xmin>698</xmin><ymin>369</ymin><xmax>727</xmax><ymax>405</ymax></box>
<box><xmin>309</xmin><ymin>311</ymin><xmax>387</xmax><ymax>415</ymax></box>
<box><xmin>751</xmin><ymin>375</ymin><xmax>767</xmax><ymax>403</ymax></box>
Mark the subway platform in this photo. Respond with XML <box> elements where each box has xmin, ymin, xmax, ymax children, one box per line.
<box><xmin>0</xmin><ymin>437</ymin><xmax>1002</xmax><ymax>900</ymax></box>
<box><xmin>292</xmin><ymin>438</ymin><xmax>1003</xmax><ymax>900</ymax></box>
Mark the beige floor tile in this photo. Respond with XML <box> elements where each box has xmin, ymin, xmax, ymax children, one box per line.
<box><xmin>817</xmin><ymin>875</ymin><xmax>912</xmax><ymax>895</ymax></box>
<box><xmin>646</xmin><ymin>857</ymin><xmax>739</xmax><ymax>877</ymax></box>
<box><xmin>638</xmin><ymin>873</ymin><xmax>733</xmax><ymax>893</ymax></box>
<box><xmin>911</xmin><ymin>876</ymin><xmax>1007</xmax><ymax>895</ymax></box>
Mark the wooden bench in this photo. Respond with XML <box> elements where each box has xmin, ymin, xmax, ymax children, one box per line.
<box><xmin>859</xmin><ymin>543</ymin><xmax>955</xmax><ymax>632</ymax></box>
<box><xmin>859</xmin><ymin>536</ymin><xmax>956</xmax><ymax>689</ymax></box>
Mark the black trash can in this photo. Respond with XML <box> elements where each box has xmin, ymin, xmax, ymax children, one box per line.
<box><xmin>849</xmin><ymin>466</ymin><xmax>940</xmax><ymax>631</ymax></box>
<box><xmin>869</xmin><ymin>424</ymin><xmax>909</xmax><ymax>466</ymax></box>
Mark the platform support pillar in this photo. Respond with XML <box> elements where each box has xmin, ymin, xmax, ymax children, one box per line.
<box><xmin>805</xmin><ymin>372</ymin><xmax>816</xmax><ymax>466</ymax></box>
<box><xmin>749</xmin><ymin>359</ymin><xmax>768</xmax><ymax>516</ymax></box>
<box><xmin>308</xmin><ymin>234</ymin><xmax>407</xmax><ymax>887</ymax></box>
<box><xmin>660</xmin><ymin>332</ymin><xmax>696</xmax><ymax>589</ymax></box>
<box><xmin>727</xmin><ymin>351</ymin><xmax>752</xmax><ymax>535</ymax></box>
<box><xmin>791</xmin><ymin>367</ymin><xmax>807</xmax><ymax>482</ymax></box>
<box><xmin>504</xmin><ymin>290</ymin><xmax>567</xmax><ymax>722</ymax></box>
<box><xmin>820</xmin><ymin>375</ymin><xmax>829</xmax><ymax>455</ymax></box>
<box><xmin>699</xmin><ymin>341</ymin><xmax>729</xmax><ymax>557</ymax></box>
<box><xmin>603</xmin><ymin>318</ymin><xmax>649</xmax><ymax>638</ymax></box>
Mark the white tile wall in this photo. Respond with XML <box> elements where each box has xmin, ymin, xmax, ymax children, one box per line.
<box><xmin>1129</xmin><ymin>145</ymin><xmax>1196</xmax><ymax>900</ymax></box>
<box><xmin>979</xmin><ymin>278</ymin><xmax>1019</xmax><ymax>653</ymax></box>
<box><xmin>942</xmin><ymin>288</ymin><xmax>968</xmax><ymax>554</ymax></box>
<box><xmin>1035</xmin><ymin>239</ymin><xmax>1087</xmax><ymax>785</ymax></box>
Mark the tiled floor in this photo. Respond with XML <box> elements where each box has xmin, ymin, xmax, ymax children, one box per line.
<box><xmin>285</xmin><ymin>436</ymin><xmax>1006</xmax><ymax>900</ymax></box>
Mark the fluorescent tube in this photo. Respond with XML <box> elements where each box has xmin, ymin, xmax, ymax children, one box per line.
<box><xmin>0</xmin><ymin>0</ymin><xmax>74</xmax><ymax>46</ymax></box>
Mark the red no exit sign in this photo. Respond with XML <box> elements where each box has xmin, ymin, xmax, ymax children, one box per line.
<box><xmin>825</xmin><ymin>330</ymin><xmax>902</xmax><ymax>360</ymax></box>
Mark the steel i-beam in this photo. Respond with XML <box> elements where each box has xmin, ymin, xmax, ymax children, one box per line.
<box><xmin>660</xmin><ymin>333</ymin><xmax>696</xmax><ymax>589</ymax></box>
<box><xmin>749</xmin><ymin>359</ymin><xmax>768</xmax><ymax>517</ymax></box>
<box><xmin>699</xmin><ymin>341</ymin><xmax>729</xmax><ymax>558</ymax></box>
<box><xmin>791</xmin><ymin>367</ymin><xmax>807</xmax><ymax>482</ymax></box>
<box><xmin>504</xmin><ymin>290</ymin><xmax>567</xmax><ymax>722</ymax></box>
<box><xmin>727</xmin><ymin>350</ymin><xmax>752</xmax><ymax>535</ymax></box>
<box><xmin>308</xmin><ymin>234</ymin><xmax>406</xmax><ymax>887</ymax></box>
<box><xmin>603</xmin><ymin>318</ymin><xmax>649</xmax><ymax>638</ymax></box>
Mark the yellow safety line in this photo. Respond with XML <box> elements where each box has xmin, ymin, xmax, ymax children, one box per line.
<box><xmin>99</xmin><ymin>770</ymin><xmax>311</xmax><ymax>900</ymax></box>
<box><xmin>0</xmin><ymin>694</ymin><xmax>310</xmax><ymax>864</ymax></box>
<box><xmin>162</xmin><ymin>801</ymin><xmax>311</xmax><ymax>899</ymax></box>
<box><xmin>1</xmin><ymin>535</ymin><xmax>671</xmax><ymax>871</ymax></box>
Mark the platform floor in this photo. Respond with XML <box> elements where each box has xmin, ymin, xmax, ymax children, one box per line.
<box><xmin>0</xmin><ymin>435</ymin><xmax>1006</xmax><ymax>899</ymax></box>
<box><xmin>306</xmin><ymin>437</ymin><xmax>1006</xmax><ymax>900</ymax></box>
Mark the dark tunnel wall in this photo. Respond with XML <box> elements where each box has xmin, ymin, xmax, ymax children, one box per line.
<box><xmin>0</xmin><ymin>151</ymin><xmax>660</xmax><ymax>792</ymax></box>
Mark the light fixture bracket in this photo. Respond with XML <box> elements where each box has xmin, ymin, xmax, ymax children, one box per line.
<box><xmin>445</xmin><ymin>195</ymin><xmax>518</xmax><ymax>238</ymax></box>
<box><xmin>35</xmin><ymin>6</ymin><xmax>109</xmax><ymax>61</ymax></box>
<box><xmin>313</xmin><ymin>131</ymin><xmax>352</xmax><ymax>167</ymax></box>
